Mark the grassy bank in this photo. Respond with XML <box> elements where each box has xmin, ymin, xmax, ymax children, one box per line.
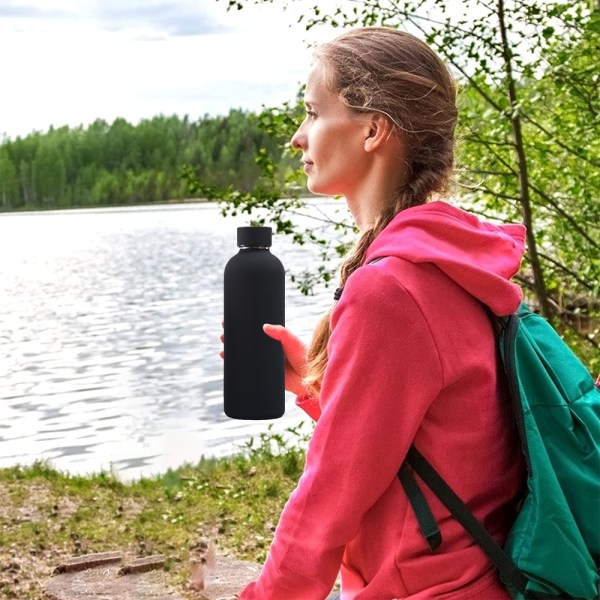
<box><xmin>0</xmin><ymin>423</ymin><xmax>313</xmax><ymax>599</ymax></box>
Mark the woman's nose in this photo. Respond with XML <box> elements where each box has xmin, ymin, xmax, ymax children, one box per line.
<box><xmin>290</xmin><ymin>126</ymin><xmax>305</xmax><ymax>151</ymax></box>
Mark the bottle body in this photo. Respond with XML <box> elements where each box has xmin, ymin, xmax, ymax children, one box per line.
<box><xmin>224</xmin><ymin>247</ymin><xmax>285</xmax><ymax>419</ymax></box>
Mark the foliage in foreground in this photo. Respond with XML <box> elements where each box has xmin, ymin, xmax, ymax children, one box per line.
<box><xmin>203</xmin><ymin>0</ymin><xmax>599</xmax><ymax>373</ymax></box>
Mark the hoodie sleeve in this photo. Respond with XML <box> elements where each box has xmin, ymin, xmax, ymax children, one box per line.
<box><xmin>295</xmin><ymin>393</ymin><xmax>321</xmax><ymax>421</ymax></box>
<box><xmin>238</xmin><ymin>266</ymin><xmax>444</xmax><ymax>600</ymax></box>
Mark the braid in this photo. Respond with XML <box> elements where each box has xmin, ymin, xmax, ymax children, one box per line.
<box><xmin>339</xmin><ymin>230</ymin><xmax>378</xmax><ymax>285</ymax></box>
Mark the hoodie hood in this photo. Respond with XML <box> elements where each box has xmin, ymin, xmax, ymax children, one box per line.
<box><xmin>364</xmin><ymin>201</ymin><xmax>526</xmax><ymax>316</ymax></box>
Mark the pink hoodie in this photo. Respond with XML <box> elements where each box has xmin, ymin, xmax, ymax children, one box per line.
<box><xmin>239</xmin><ymin>201</ymin><xmax>527</xmax><ymax>599</ymax></box>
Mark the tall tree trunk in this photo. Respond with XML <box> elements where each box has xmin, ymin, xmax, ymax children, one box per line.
<box><xmin>497</xmin><ymin>0</ymin><xmax>552</xmax><ymax>319</ymax></box>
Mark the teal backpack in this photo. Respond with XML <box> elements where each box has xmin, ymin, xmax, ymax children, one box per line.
<box><xmin>398</xmin><ymin>302</ymin><xmax>600</xmax><ymax>599</ymax></box>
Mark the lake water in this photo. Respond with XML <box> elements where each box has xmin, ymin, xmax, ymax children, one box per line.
<box><xmin>0</xmin><ymin>200</ymin><xmax>350</xmax><ymax>480</ymax></box>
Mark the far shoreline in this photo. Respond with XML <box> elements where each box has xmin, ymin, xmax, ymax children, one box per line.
<box><xmin>0</xmin><ymin>194</ymin><xmax>328</xmax><ymax>216</ymax></box>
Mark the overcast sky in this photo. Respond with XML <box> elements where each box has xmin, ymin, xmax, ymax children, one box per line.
<box><xmin>0</xmin><ymin>0</ymin><xmax>340</xmax><ymax>140</ymax></box>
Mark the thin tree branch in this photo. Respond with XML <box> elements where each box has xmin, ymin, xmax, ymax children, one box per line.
<box><xmin>347</xmin><ymin>0</ymin><xmax>504</xmax><ymax>52</ymax></box>
<box><xmin>462</xmin><ymin>126</ymin><xmax>520</xmax><ymax>175</ymax></box>
<box><xmin>461</xmin><ymin>135</ymin><xmax>515</xmax><ymax>147</ymax></box>
<box><xmin>538</xmin><ymin>251</ymin><xmax>597</xmax><ymax>293</ymax></box>
<box><xmin>547</xmin><ymin>70</ymin><xmax>599</xmax><ymax>118</ymax></box>
<box><xmin>461</xmin><ymin>205</ymin><xmax>517</xmax><ymax>224</ymax></box>
<box><xmin>457</xmin><ymin>168</ymin><xmax>516</xmax><ymax>176</ymax></box>
<box><xmin>463</xmin><ymin>124</ymin><xmax>599</xmax><ymax>252</ymax></box>
<box><xmin>456</xmin><ymin>182</ymin><xmax>520</xmax><ymax>203</ymax></box>
<box><xmin>403</xmin><ymin>14</ymin><xmax>506</xmax><ymax>113</ymax></box>
<box><xmin>519</xmin><ymin>112</ymin><xmax>600</xmax><ymax>168</ymax></box>
<box><xmin>527</xmin><ymin>184</ymin><xmax>600</xmax><ymax>250</ymax></box>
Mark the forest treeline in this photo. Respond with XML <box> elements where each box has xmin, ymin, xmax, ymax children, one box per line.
<box><xmin>0</xmin><ymin>110</ymin><xmax>284</xmax><ymax>210</ymax></box>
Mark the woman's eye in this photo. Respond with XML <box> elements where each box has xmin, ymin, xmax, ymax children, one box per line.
<box><xmin>306</xmin><ymin>110</ymin><xmax>316</xmax><ymax>118</ymax></box>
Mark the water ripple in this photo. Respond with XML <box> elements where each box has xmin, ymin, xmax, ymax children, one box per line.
<box><xmin>0</xmin><ymin>201</ymin><xmax>346</xmax><ymax>479</ymax></box>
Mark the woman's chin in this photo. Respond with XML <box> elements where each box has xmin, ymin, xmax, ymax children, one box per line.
<box><xmin>307</xmin><ymin>180</ymin><xmax>336</xmax><ymax>197</ymax></box>
<box><xmin>306</xmin><ymin>179</ymin><xmax>319</xmax><ymax>194</ymax></box>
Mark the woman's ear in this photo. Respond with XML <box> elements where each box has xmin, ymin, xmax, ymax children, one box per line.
<box><xmin>363</xmin><ymin>113</ymin><xmax>394</xmax><ymax>153</ymax></box>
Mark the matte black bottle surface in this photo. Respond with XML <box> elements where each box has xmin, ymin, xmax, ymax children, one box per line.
<box><xmin>223</xmin><ymin>226</ymin><xmax>285</xmax><ymax>419</ymax></box>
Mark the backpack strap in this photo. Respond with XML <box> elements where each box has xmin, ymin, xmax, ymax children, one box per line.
<box><xmin>397</xmin><ymin>462</ymin><xmax>442</xmax><ymax>551</ymax></box>
<box><xmin>399</xmin><ymin>446</ymin><xmax>528</xmax><ymax>596</ymax></box>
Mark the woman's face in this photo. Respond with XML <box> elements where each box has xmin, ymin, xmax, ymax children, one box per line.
<box><xmin>290</xmin><ymin>62</ymin><xmax>372</xmax><ymax>199</ymax></box>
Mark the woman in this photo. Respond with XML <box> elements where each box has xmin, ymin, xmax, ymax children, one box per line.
<box><xmin>224</xmin><ymin>27</ymin><xmax>526</xmax><ymax>599</ymax></box>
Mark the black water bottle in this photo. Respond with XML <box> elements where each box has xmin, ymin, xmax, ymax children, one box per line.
<box><xmin>223</xmin><ymin>226</ymin><xmax>285</xmax><ymax>419</ymax></box>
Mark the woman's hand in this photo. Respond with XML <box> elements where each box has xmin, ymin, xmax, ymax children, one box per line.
<box><xmin>262</xmin><ymin>323</ymin><xmax>309</xmax><ymax>397</ymax></box>
<box><xmin>219</xmin><ymin>321</ymin><xmax>309</xmax><ymax>397</ymax></box>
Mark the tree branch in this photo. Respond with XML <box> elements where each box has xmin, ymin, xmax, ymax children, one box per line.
<box><xmin>519</xmin><ymin>112</ymin><xmax>600</xmax><ymax>168</ymax></box>
<box><xmin>456</xmin><ymin>168</ymin><xmax>516</xmax><ymax>176</ymax></box>
<box><xmin>497</xmin><ymin>0</ymin><xmax>552</xmax><ymax>318</ymax></box>
<box><xmin>456</xmin><ymin>181</ymin><xmax>520</xmax><ymax>203</ymax></box>
<box><xmin>350</xmin><ymin>0</ymin><xmax>504</xmax><ymax>52</ymax></box>
<box><xmin>527</xmin><ymin>184</ymin><xmax>600</xmax><ymax>250</ymax></box>
<box><xmin>461</xmin><ymin>135</ymin><xmax>515</xmax><ymax>147</ymax></box>
<box><xmin>403</xmin><ymin>14</ymin><xmax>506</xmax><ymax>113</ymax></box>
<box><xmin>462</xmin><ymin>126</ymin><xmax>520</xmax><ymax>175</ymax></box>
<box><xmin>537</xmin><ymin>251</ymin><xmax>597</xmax><ymax>293</ymax></box>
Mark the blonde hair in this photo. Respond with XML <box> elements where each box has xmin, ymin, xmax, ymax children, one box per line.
<box><xmin>302</xmin><ymin>27</ymin><xmax>458</xmax><ymax>398</ymax></box>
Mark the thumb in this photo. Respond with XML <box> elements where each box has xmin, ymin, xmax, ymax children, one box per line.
<box><xmin>263</xmin><ymin>324</ymin><xmax>306</xmax><ymax>357</ymax></box>
<box><xmin>263</xmin><ymin>323</ymin><xmax>284</xmax><ymax>340</ymax></box>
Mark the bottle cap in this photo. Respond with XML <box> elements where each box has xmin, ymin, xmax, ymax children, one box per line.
<box><xmin>237</xmin><ymin>226</ymin><xmax>272</xmax><ymax>248</ymax></box>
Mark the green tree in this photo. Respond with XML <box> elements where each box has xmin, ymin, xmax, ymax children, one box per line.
<box><xmin>0</xmin><ymin>147</ymin><xmax>18</xmax><ymax>209</ymax></box>
<box><xmin>18</xmin><ymin>159</ymin><xmax>35</xmax><ymax>207</ymax></box>
<box><xmin>209</xmin><ymin>0</ymin><xmax>599</xmax><ymax>368</ymax></box>
<box><xmin>33</xmin><ymin>137</ymin><xmax>67</xmax><ymax>207</ymax></box>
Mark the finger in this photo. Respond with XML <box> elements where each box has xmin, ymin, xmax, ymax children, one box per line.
<box><xmin>220</xmin><ymin>334</ymin><xmax>224</xmax><ymax>343</ymax></box>
<box><xmin>219</xmin><ymin>351</ymin><xmax>224</xmax><ymax>360</ymax></box>
<box><xmin>263</xmin><ymin>324</ymin><xmax>292</xmax><ymax>344</ymax></box>
<box><xmin>263</xmin><ymin>323</ymin><xmax>284</xmax><ymax>338</ymax></box>
<box><xmin>264</xmin><ymin>324</ymin><xmax>304</xmax><ymax>352</ymax></box>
